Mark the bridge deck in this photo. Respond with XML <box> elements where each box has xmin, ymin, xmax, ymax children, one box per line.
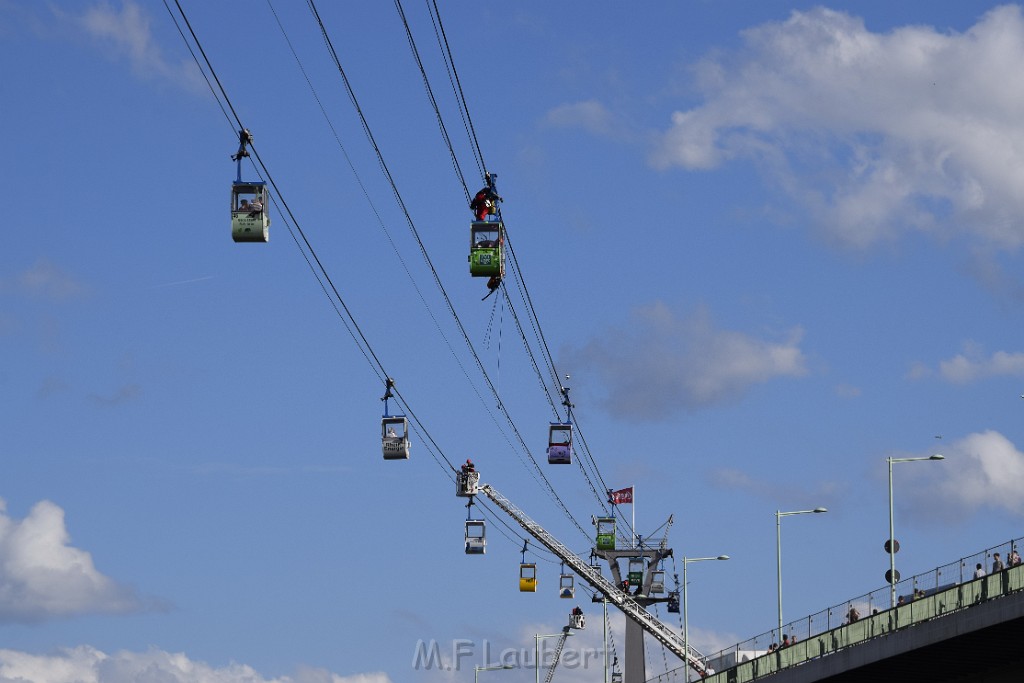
<box><xmin>700</xmin><ymin>565</ymin><xmax>1024</xmax><ymax>683</ymax></box>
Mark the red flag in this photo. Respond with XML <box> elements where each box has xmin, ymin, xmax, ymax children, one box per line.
<box><xmin>609</xmin><ymin>487</ymin><xmax>633</xmax><ymax>505</ymax></box>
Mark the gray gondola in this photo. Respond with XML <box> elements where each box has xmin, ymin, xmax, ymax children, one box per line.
<box><xmin>381</xmin><ymin>416</ymin><xmax>410</xmax><ymax>460</ymax></box>
<box><xmin>650</xmin><ymin>569</ymin><xmax>665</xmax><ymax>594</ymax></box>
<box><xmin>465</xmin><ymin>520</ymin><xmax>486</xmax><ymax>554</ymax></box>
<box><xmin>231</xmin><ymin>182</ymin><xmax>270</xmax><ymax>243</ymax></box>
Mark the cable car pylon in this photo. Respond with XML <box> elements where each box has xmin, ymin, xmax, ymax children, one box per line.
<box><xmin>456</xmin><ymin>464</ymin><xmax>709</xmax><ymax>679</ymax></box>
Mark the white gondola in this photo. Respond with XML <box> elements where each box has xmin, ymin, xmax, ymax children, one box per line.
<box><xmin>650</xmin><ymin>569</ymin><xmax>665</xmax><ymax>594</ymax></box>
<box><xmin>381</xmin><ymin>415</ymin><xmax>410</xmax><ymax>460</ymax></box>
<box><xmin>456</xmin><ymin>468</ymin><xmax>480</xmax><ymax>497</ymax></box>
<box><xmin>569</xmin><ymin>609</ymin><xmax>586</xmax><ymax>630</ymax></box>
<box><xmin>465</xmin><ymin>520</ymin><xmax>486</xmax><ymax>554</ymax></box>
<box><xmin>547</xmin><ymin>423</ymin><xmax>572</xmax><ymax>465</ymax></box>
<box><xmin>559</xmin><ymin>573</ymin><xmax>575</xmax><ymax>599</ymax></box>
<box><xmin>231</xmin><ymin>182</ymin><xmax>270</xmax><ymax>243</ymax></box>
<box><xmin>229</xmin><ymin>130</ymin><xmax>270</xmax><ymax>243</ymax></box>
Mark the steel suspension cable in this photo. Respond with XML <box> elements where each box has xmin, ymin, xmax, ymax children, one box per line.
<box><xmin>306</xmin><ymin>0</ymin><xmax>589</xmax><ymax>540</ymax></box>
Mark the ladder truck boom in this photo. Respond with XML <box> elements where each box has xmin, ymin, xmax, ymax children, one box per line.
<box><xmin>543</xmin><ymin>628</ymin><xmax>570</xmax><ymax>683</ymax></box>
<box><xmin>477</xmin><ymin>483</ymin><xmax>708</xmax><ymax>675</ymax></box>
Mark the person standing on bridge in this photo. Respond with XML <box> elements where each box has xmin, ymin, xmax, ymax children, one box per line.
<box><xmin>992</xmin><ymin>552</ymin><xmax>1005</xmax><ymax>573</ymax></box>
<box><xmin>974</xmin><ymin>562</ymin><xmax>986</xmax><ymax>579</ymax></box>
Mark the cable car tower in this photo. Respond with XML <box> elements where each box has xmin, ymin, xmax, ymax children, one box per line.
<box><xmin>230</xmin><ymin>129</ymin><xmax>270</xmax><ymax>243</ymax></box>
<box><xmin>456</xmin><ymin>465</ymin><xmax>711</xmax><ymax>683</ymax></box>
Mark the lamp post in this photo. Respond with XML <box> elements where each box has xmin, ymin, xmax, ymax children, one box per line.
<box><xmin>888</xmin><ymin>454</ymin><xmax>944</xmax><ymax>607</ymax></box>
<box><xmin>475</xmin><ymin>663</ymin><xmax>514</xmax><ymax>683</ymax></box>
<box><xmin>534</xmin><ymin>632</ymin><xmax>572</xmax><ymax>683</ymax></box>
<box><xmin>682</xmin><ymin>555</ymin><xmax>729</xmax><ymax>681</ymax></box>
<box><xmin>776</xmin><ymin>507</ymin><xmax>827</xmax><ymax>636</ymax></box>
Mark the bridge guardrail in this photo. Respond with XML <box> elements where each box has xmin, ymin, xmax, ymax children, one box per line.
<box><xmin>645</xmin><ymin>537</ymin><xmax>1023</xmax><ymax>683</ymax></box>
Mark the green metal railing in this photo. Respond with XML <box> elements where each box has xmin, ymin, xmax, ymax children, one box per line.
<box><xmin>646</xmin><ymin>537</ymin><xmax>1024</xmax><ymax>683</ymax></box>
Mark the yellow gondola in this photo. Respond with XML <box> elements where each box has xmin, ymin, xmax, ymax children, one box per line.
<box><xmin>519</xmin><ymin>563</ymin><xmax>537</xmax><ymax>592</ymax></box>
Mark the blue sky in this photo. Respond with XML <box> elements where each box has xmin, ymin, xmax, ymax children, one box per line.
<box><xmin>3</xmin><ymin>1</ymin><xmax>1024</xmax><ymax>682</ymax></box>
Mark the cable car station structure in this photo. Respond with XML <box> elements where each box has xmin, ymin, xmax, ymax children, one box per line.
<box><xmin>456</xmin><ymin>466</ymin><xmax>710</xmax><ymax>683</ymax></box>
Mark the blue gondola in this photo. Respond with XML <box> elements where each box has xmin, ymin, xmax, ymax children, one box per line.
<box><xmin>230</xmin><ymin>129</ymin><xmax>270</xmax><ymax>243</ymax></box>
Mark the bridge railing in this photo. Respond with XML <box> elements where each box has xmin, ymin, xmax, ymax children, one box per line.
<box><xmin>655</xmin><ymin>536</ymin><xmax>1023</xmax><ymax>683</ymax></box>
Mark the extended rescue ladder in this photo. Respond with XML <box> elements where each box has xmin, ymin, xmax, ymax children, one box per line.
<box><xmin>543</xmin><ymin>628</ymin><xmax>571</xmax><ymax>683</ymax></box>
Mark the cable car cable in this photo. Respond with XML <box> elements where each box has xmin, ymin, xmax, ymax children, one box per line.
<box><xmin>267</xmin><ymin>6</ymin><xmax>564</xmax><ymax>519</ymax></box>
<box><xmin>170</xmin><ymin>0</ymin><xmax>467</xmax><ymax>483</ymax></box>
<box><xmin>389</xmin><ymin>0</ymin><xmax>624</xmax><ymax>524</ymax></box>
<box><xmin>166</xmin><ymin>3</ymin><xmax>591</xmax><ymax>567</ymax></box>
<box><xmin>160</xmin><ymin>1</ymin><xmax>234</xmax><ymax>130</ymax></box>
<box><xmin>392</xmin><ymin>0</ymin><xmax>472</xmax><ymax>199</ymax></box>
<box><xmin>306</xmin><ymin>0</ymin><xmax>590</xmax><ymax>541</ymax></box>
<box><xmin>180</xmin><ymin>1</ymin><xmax>611</xmax><ymax>561</ymax></box>
<box><xmin>424</xmin><ymin>0</ymin><xmax>486</xmax><ymax>182</ymax></box>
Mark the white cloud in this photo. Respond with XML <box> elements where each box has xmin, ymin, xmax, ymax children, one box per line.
<box><xmin>902</xmin><ymin>431</ymin><xmax>1024</xmax><ymax>520</ymax></box>
<box><xmin>0</xmin><ymin>646</ymin><xmax>392</xmax><ymax>683</ymax></box>
<box><xmin>834</xmin><ymin>383</ymin><xmax>861</xmax><ymax>398</ymax></box>
<box><xmin>0</xmin><ymin>499</ymin><xmax>144</xmax><ymax>622</ymax></box>
<box><xmin>77</xmin><ymin>1</ymin><xmax>203</xmax><ymax>90</ymax></box>
<box><xmin>7</xmin><ymin>260</ymin><xmax>87</xmax><ymax>301</ymax></box>
<box><xmin>545</xmin><ymin>100</ymin><xmax>620</xmax><ymax>138</ymax></box>
<box><xmin>913</xmin><ymin>341</ymin><xmax>1024</xmax><ymax>383</ymax></box>
<box><xmin>653</xmin><ymin>6</ymin><xmax>1024</xmax><ymax>250</ymax></box>
<box><xmin>564</xmin><ymin>303</ymin><xmax>806</xmax><ymax>420</ymax></box>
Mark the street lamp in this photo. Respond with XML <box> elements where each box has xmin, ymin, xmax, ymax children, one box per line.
<box><xmin>776</xmin><ymin>508</ymin><xmax>827</xmax><ymax>636</ymax></box>
<box><xmin>682</xmin><ymin>555</ymin><xmax>729</xmax><ymax>681</ymax></box>
<box><xmin>475</xmin><ymin>663</ymin><xmax>514</xmax><ymax>683</ymax></box>
<box><xmin>888</xmin><ymin>454</ymin><xmax>944</xmax><ymax>607</ymax></box>
<box><xmin>534</xmin><ymin>632</ymin><xmax>572</xmax><ymax>683</ymax></box>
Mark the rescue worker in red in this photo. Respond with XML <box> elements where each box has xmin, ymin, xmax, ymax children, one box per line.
<box><xmin>470</xmin><ymin>172</ymin><xmax>502</xmax><ymax>221</ymax></box>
